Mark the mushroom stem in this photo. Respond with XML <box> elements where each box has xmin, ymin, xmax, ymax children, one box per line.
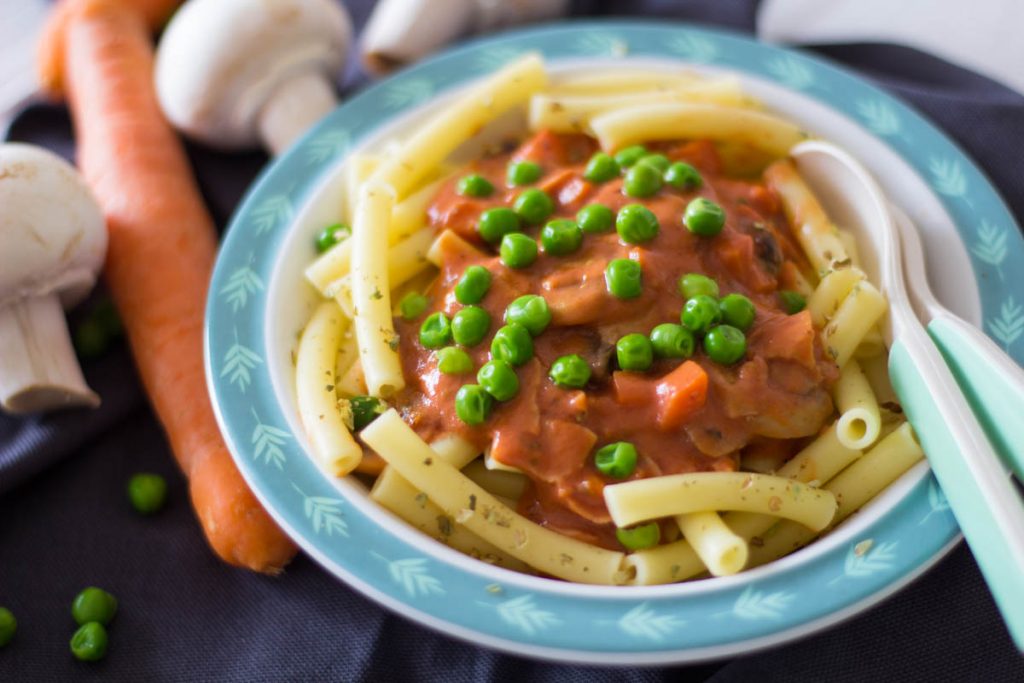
<box><xmin>257</xmin><ymin>71</ymin><xmax>338</xmax><ymax>156</ymax></box>
<box><xmin>0</xmin><ymin>294</ymin><xmax>99</xmax><ymax>414</ymax></box>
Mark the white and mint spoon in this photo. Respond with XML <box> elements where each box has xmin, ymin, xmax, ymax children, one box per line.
<box><xmin>791</xmin><ymin>140</ymin><xmax>1024</xmax><ymax>651</ymax></box>
<box><xmin>891</xmin><ymin>204</ymin><xmax>1024</xmax><ymax>481</ymax></box>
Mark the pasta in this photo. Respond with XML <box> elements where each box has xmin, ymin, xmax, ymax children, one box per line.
<box><xmin>296</xmin><ymin>302</ymin><xmax>363</xmax><ymax>476</ymax></box>
<box><xmin>292</xmin><ymin>56</ymin><xmax>913</xmax><ymax>587</ymax></box>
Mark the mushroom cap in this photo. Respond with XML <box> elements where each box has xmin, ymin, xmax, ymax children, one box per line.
<box><xmin>156</xmin><ymin>0</ymin><xmax>351</xmax><ymax>149</ymax></box>
<box><xmin>0</xmin><ymin>143</ymin><xmax>106</xmax><ymax>310</ymax></box>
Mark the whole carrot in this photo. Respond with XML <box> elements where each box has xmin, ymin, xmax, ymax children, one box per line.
<box><xmin>38</xmin><ymin>0</ymin><xmax>297</xmax><ymax>572</ymax></box>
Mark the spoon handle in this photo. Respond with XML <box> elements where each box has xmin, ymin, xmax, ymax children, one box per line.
<box><xmin>926</xmin><ymin>312</ymin><xmax>1024</xmax><ymax>482</ymax></box>
<box><xmin>889</xmin><ymin>321</ymin><xmax>1024</xmax><ymax>652</ymax></box>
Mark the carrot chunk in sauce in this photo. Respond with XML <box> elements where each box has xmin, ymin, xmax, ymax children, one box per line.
<box><xmin>655</xmin><ymin>361</ymin><xmax>709</xmax><ymax>430</ymax></box>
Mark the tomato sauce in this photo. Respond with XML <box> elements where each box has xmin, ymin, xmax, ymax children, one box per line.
<box><xmin>393</xmin><ymin>131</ymin><xmax>838</xmax><ymax>550</ymax></box>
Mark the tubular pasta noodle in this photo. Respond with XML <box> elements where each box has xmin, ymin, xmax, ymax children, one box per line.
<box><xmin>362</xmin><ymin>410</ymin><xmax>628</xmax><ymax>584</ymax></box>
<box><xmin>334</xmin><ymin>326</ymin><xmax>359</xmax><ymax>384</ymax></box>
<box><xmin>295</xmin><ymin>301</ymin><xmax>363</xmax><ymax>476</ymax></box>
<box><xmin>746</xmin><ymin>423</ymin><xmax>922</xmax><ymax>567</ymax></box>
<box><xmin>551</xmin><ymin>70</ymin><xmax>704</xmax><ymax>96</ymax></box>
<box><xmin>854</xmin><ymin>326</ymin><xmax>886</xmax><ymax>359</ymax></box>
<box><xmin>807</xmin><ymin>267</ymin><xmax>865</xmax><ymax>327</ymax></box>
<box><xmin>462</xmin><ymin>459</ymin><xmax>528</xmax><ymax>501</ymax></box>
<box><xmin>370</xmin><ymin>54</ymin><xmax>548</xmax><ymax>198</ymax></box>
<box><xmin>837</xmin><ymin>229</ymin><xmax>862</xmax><ymax>267</ymax></box>
<box><xmin>349</xmin><ymin>182</ymin><xmax>403</xmax><ymax>397</ymax></box>
<box><xmin>335</xmin><ymin>358</ymin><xmax>366</xmax><ymax>398</ymax></box>
<box><xmin>860</xmin><ymin>353</ymin><xmax>899</xmax><ymax>406</ymax></box>
<box><xmin>370</xmin><ymin>468</ymin><xmax>531</xmax><ymax>572</ymax></box>
<box><xmin>624</xmin><ymin>540</ymin><xmax>706</xmax><ymax>586</ymax></box>
<box><xmin>676</xmin><ymin>512</ymin><xmax>748</xmax><ymax>577</ymax></box>
<box><xmin>764</xmin><ymin>159</ymin><xmax>851</xmax><ymax>277</ymax></box>
<box><xmin>343</xmin><ymin>154</ymin><xmax>381</xmax><ymax>225</ymax></box>
<box><xmin>307</xmin><ymin>179</ymin><xmax>443</xmax><ymax>295</ymax></box>
<box><xmin>604</xmin><ymin>472</ymin><xmax>838</xmax><ymax>531</ymax></box>
<box><xmin>528</xmin><ymin>78</ymin><xmax>745</xmax><ymax>133</ymax></box>
<box><xmin>821</xmin><ymin>280</ymin><xmax>888</xmax><ymax>368</ymax></box>
<box><xmin>833</xmin><ymin>359</ymin><xmax>882</xmax><ymax>450</ymax></box>
<box><xmin>330</xmin><ymin>227</ymin><xmax>435</xmax><ymax>313</ymax></box>
<box><xmin>589</xmin><ymin>103</ymin><xmax>807</xmax><ymax>158</ymax></box>
<box><xmin>724</xmin><ymin>425</ymin><xmax>861</xmax><ymax>541</ymax></box>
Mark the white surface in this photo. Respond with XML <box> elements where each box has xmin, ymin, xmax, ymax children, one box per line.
<box><xmin>0</xmin><ymin>0</ymin><xmax>46</xmax><ymax>134</ymax></box>
<box><xmin>758</xmin><ymin>0</ymin><xmax>1024</xmax><ymax>96</ymax></box>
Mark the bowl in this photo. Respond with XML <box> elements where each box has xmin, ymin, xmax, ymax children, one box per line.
<box><xmin>206</xmin><ymin>20</ymin><xmax>1023</xmax><ymax>664</ymax></box>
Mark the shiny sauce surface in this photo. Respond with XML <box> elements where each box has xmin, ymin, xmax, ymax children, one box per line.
<box><xmin>394</xmin><ymin>131</ymin><xmax>838</xmax><ymax>549</ymax></box>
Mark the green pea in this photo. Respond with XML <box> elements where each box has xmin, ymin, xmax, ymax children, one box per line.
<box><xmin>615</xmin><ymin>204</ymin><xmax>659</xmax><ymax>244</ymax></box>
<box><xmin>436</xmin><ymin>347</ymin><xmax>473</xmax><ymax>375</ymax></box>
<box><xmin>127</xmin><ymin>474</ymin><xmax>167</xmax><ymax>515</ymax></box>
<box><xmin>576</xmin><ymin>203</ymin><xmax>614</xmax><ymax>234</ymax></box>
<box><xmin>512</xmin><ymin>188</ymin><xmax>554</xmax><ymax>225</ymax></box>
<box><xmin>451</xmin><ymin>306</ymin><xmax>491</xmax><ymax>346</ymax></box>
<box><xmin>540</xmin><ymin>219</ymin><xmax>583</xmax><ymax>256</ymax></box>
<box><xmin>477</xmin><ymin>207</ymin><xmax>521</xmax><ymax>243</ymax></box>
<box><xmin>665</xmin><ymin>161</ymin><xmax>702</xmax><ymax>190</ymax></box>
<box><xmin>616</xmin><ymin>333</ymin><xmax>654</xmax><ymax>371</ymax></box>
<box><xmin>638</xmin><ymin>153</ymin><xmax>671</xmax><ymax>173</ymax></box>
<box><xmin>508</xmin><ymin>160</ymin><xmax>542</xmax><ymax>186</ymax></box>
<box><xmin>73</xmin><ymin>317</ymin><xmax>108</xmax><ymax>360</ymax></box>
<box><xmin>583</xmin><ymin>152</ymin><xmax>620</xmax><ymax>183</ymax></box>
<box><xmin>616</xmin><ymin>522</ymin><xmax>661</xmax><ymax>550</ymax></box>
<box><xmin>683</xmin><ymin>197</ymin><xmax>726</xmax><ymax>236</ymax></box>
<box><xmin>650</xmin><ymin>323</ymin><xmax>695</xmax><ymax>359</ymax></box>
<box><xmin>477</xmin><ymin>359</ymin><xmax>520</xmax><ymax>401</ymax></box>
<box><xmin>504</xmin><ymin>294</ymin><xmax>551</xmax><ymax>336</ymax></box>
<box><xmin>605</xmin><ymin>258</ymin><xmax>643</xmax><ymax>299</ymax></box>
<box><xmin>419</xmin><ymin>312</ymin><xmax>452</xmax><ymax>348</ymax></box>
<box><xmin>780</xmin><ymin>290</ymin><xmax>807</xmax><ymax>314</ymax></box>
<box><xmin>350</xmin><ymin>396</ymin><xmax>387</xmax><ymax>430</ymax></box>
<box><xmin>490</xmin><ymin>323</ymin><xmax>534</xmax><ymax>366</ymax></box>
<box><xmin>499</xmin><ymin>232</ymin><xmax>538</xmax><ymax>269</ymax></box>
<box><xmin>457</xmin><ymin>174</ymin><xmax>495</xmax><ymax>197</ymax></box>
<box><xmin>0</xmin><ymin>608</ymin><xmax>16</xmax><ymax>648</ymax></box>
<box><xmin>623</xmin><ymin>162</ymin><xmax>663</xmax><ymax>198</ymax></box>
<box><xmin>70</xmin><ymin>622</ymin><xmax>108</xmax><ymax>662</ymax></box>
<box><xmin>454</xmin><ymin>265</ymin><xmax>492</xmax><ymax>305</ymax></box>
<box><xmin>720</xmin><ymin>293</ymin><xmax>756</xmax><ymax>331</ymax></box>
<box><xmin>455</xmin><ymin>384</ymin><xmax>494</xmax><ymax>425</ymax></box>
<box><xmin>614</xmin><ymin>145</ymin><xmax>648</xmax><ymax>168</ymax></box>
<box><xmin>314</xmin><ymin>223</ymin><xmax>351</xmax><ymax>253</ymax></box>
<box><xmin>72</xmin><ymin>588</ymin><xmax>118</xmax><ymax>626</ymax></box>
<box><xmin>704</xmin><ymin>324</ymin><xmax>747</xmax><ymax>365</ymax></box>
<box><xmin>594</xmin><ymin>441</ymin><xmax>638</xmax><ymax>478</ymax></box>
<box><xmin>549</xmin><ymin>354</ymin><xmax>592</xmax><ymax>388</ymax></box>
<box><xmin>399</xmin><ymin>292</ymin><xmax>429</xmax><ymax>320</ymax></box>
<box><xmin>678</xmin><ymin>273</ymin><xmax>719</xmax><ymax>300</ymax></box>
<box><xmin>681</xmin><ymin>295</ymin><xmax>722</xmax><ymax>335</ymax></box>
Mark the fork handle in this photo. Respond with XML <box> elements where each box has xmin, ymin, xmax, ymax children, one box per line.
<box><xmin>889</xmin><ymin>326</ymin><xmax>1024</xmax><ymax>651</ymax></box>
<box><xmin>926</xmin><ymin>313</ymin><xmax>1024</xmax><ymax>481</ymax></box>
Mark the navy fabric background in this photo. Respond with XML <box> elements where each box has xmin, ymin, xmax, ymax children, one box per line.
<box><xmin>2</xmin><ymin>1</ymin><xmax>1023</xmax><ymax>679</ymax></box>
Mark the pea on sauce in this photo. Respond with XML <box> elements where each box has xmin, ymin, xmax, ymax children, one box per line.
<box><xmin>394</xmin><ymin>131</ymin><xmax>838</xmax><ymax>550</ymax></box>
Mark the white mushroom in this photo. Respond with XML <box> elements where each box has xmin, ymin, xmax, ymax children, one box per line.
<box><xmin>0</xmin><ymin>143</ymin><xmax>106</xmax><ymax>414</ymax></box>
<box><xmin>361</xmin><ymin>0</ymin><xmax>569</xmax><ymax>74</ymax></box>
<box><xmin>155</xmin><ymin>0</ymin><xmax>352</xmax><ymax>156</ymax></box>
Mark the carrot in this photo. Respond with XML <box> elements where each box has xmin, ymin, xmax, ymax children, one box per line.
<box><xmin>38</xmin><ymin>0</ymin><xmax>296</xmax><ymax>572</ymax></box>
<box><xmin>612</xmin><ymin>371</ymin><xmax>650</xmax><ymax>407</ymax></box>
<box><xmin>38</xmin><ymin>0</ymin><xmax>182</xmax><ymax>97</ymax></box>
<box><xmin>655</xmin><ymin>361</ymin><xmax>708</xmax><ymax>430</ymax></box>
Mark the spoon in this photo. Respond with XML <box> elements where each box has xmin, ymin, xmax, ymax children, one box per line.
<box><xmin>790</xmin><ymin>140</ymin><xmax>1024</xmax><ymax>651</ymax></box>
<box><xmin>890</xmin><ymin>204</ymin><xmax>1024</xmax><ymax>481</ymax></box>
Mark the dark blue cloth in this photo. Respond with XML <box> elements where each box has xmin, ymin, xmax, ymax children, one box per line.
<box><xmin>3</xmin><ymin>1</ymin><xmax>1024</xmax><ymax>679</ymax></box>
